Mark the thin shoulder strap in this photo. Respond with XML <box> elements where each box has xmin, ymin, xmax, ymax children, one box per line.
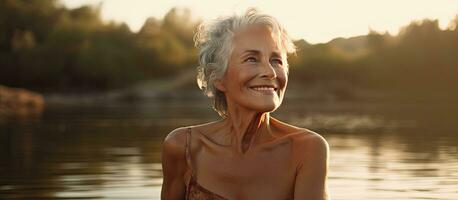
<box><xmin>185</xmin><ymin>127</ymin><xmax>196</xmax><ymax>177</ymax></box>
<box><xmin>185</xmin><ymin>127</ymin><xmax>194</xmax><ymax>199</ymax></box>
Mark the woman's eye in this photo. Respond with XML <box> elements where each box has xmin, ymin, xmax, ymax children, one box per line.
<box><xmin>244</xmin><ymin>57</ymin><xmax>257</xmax><ymax>63</ymax></box>
<box><xmin>271</xmin><ymin>59</ymin><xmax>283</xmax><ymax>66</ymax></box>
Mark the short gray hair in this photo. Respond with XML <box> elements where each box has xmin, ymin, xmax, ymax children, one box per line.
<box><xmin>194</xmin><ymin>8</ymin><xmax>296</xmax><ymax>118</ymax></box>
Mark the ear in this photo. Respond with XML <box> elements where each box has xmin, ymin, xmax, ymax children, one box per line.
<box><xmin>214</xmin><ymin>78</ymin><xmax>227</xmax><ymax>92</ymax></box>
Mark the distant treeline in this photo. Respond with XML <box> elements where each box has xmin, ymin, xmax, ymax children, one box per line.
<box><xmin>288</xmin><ymin>17</ymin><xmax>458</xmax><ymax>101</ymax></box>
<box><xmin>1</xmin><ymin>0</ymin><xmax>458</xmax><ymax>100</ymax></box>
<box><xmin>0</xmin><ymin>0</ymin><xmax>199</xmax><ymax>91</ymax></box>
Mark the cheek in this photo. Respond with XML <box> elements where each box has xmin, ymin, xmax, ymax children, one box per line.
<box><xmin>225</xmin><ymin>67</ymin><xmax>254</xmax><ymax>91</ymax></box>
<box><xmin>236</xmin><ymin>68</ymin><xmax>258</xmax><ymax>87</ymax></box>
<box><xmin>276</xmin><ymin>68</ymin><xmax>288</xmax><ymax>87</ymax></box>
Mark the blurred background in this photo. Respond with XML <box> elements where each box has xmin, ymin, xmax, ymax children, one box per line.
<box><xmin>1</xmin><ymin>0</ymin><xmax>457</xmax><ymax>199</ymax></box>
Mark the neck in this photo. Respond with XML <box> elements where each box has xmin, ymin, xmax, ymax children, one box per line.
<box><xmin>221</xmin><ymin>104</ymin><xmax>273</xmax><ymax>155</ymax></box>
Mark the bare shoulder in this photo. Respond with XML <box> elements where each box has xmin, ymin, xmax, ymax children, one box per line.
<box><xmin>162</xmin><ymin>121</ymin><xmax>219</xmax><ymax>153</ymax></box>
<box><xmin>161</xmin><ymin>127</ymin><xmax>192</xmax><ymax>199</ymax></box>
<box><xmin>288</xmin><ymin>129</ymin><xmax>330</xmax><ymax>200</ymax></box>
<box><xmin>162</xmin><ymin>127</ymin><xmax>190</xmax><ymax>157</ymax></box>
<box><xmin>289</xmin><ymin>128</ymin><xmax>329</xmax><ymax>169</ymax></box>
<box><xmin>270</xmin><ymin>117</ymin><xmax>329</xmax><ymax>154</ymax></box>
<box><xmin>292</xmin><ymin>129</ymin><xmax>329</xmax><ymax>153</ymax></box>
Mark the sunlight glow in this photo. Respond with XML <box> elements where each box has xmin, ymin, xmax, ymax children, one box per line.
<box><xmin>61</xmin><ymin>0</ymin><xmax>458</xmax><ymax>44</ymax></box>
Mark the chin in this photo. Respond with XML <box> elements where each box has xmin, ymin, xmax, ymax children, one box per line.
<box><xmin>252</xmin><ymin>102</ymin><xmax>280</xmax><ymax>113</ymax></box>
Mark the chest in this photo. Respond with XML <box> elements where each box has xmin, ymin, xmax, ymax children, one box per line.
<box><xmin>191</xmin><ymin>142</ymin><xmax>297</xmax><ymax>199</ymax></box>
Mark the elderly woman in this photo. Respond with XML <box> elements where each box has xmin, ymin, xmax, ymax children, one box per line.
<box><xmin>161</xmin><ymin>8</ymin><xmax>330</xmax><ymax>200</ymax></box>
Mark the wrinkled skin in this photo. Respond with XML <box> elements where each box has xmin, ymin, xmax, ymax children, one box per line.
<box><xmin>161</xmin><ymin>26</ymin><xmax>330</xmax><ymax>200</ymax></box>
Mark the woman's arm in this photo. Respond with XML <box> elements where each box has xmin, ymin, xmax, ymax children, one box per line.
<box><xmin>161</xmin><ymin>128</ymin><xmax>188</xmax><ymax>200</ymax></box>
<box><xmin>293</xmin><ymin>132</ymin><xmax>330</xmax><ymax>200</ymax></box>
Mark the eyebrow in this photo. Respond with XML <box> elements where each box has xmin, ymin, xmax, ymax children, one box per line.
<box><xmin>240</xmin><ymin>49</ymin><xmax>283</xmax><ymax>58</ymax></box>
<box><xmin>241</xmin><ymin>50</ymin><xmax>260</xmax><ymax>57</ymax></box>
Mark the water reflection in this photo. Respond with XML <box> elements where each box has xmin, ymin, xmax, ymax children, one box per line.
<box><xmin>329</xmin><ymin>134</ymin><xmax>458</xmax><ymax>200</ymax></box>
<box><xmin>0</xmin><ymin>100</ymin><xmax>457</xmax><ymax>199</ymax></box>
<box><xmin>55</xmin><ymin>159</ymin><xmax>162</xmax><ymax>199</ymax></box>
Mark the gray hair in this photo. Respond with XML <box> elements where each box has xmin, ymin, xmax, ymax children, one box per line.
<box><xmin>194</xmin><ymin>8</ymin><xmax>296</xmax><ymax>118</ymax></box>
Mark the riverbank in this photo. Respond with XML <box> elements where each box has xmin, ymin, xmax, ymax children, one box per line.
<box><xmin>0</xmin><ymin>85</ymin><xmax>44</xmax><ymax>119</ymax></box>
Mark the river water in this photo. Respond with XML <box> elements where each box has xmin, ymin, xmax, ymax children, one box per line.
<box><xmin>1</xmin><ymin>98</ymin><xmax>457</xmax><ymax>199</ymax></box>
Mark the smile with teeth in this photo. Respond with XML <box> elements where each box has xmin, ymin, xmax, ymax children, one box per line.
<box><xmin>249</xmin><ymin>86</ymin><xmax>277</xmax><ymax>94</ymax></box>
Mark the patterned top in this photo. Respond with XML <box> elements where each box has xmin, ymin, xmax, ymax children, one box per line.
<box><xmin>185</xmin><ymin>127</ymin><xmax>228</xmax><ymax>200</ymax></box>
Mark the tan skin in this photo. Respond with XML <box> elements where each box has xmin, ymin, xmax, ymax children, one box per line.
<box><xmin>161</xmin><ymin>26</ymin><xmax>330</xmax><ymax>200</ymax></box>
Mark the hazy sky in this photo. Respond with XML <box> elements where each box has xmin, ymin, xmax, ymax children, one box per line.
<box><xmin>61</xmin><ymin>0</ymin><xmax>458</xmax><ymax>44</ymax></box>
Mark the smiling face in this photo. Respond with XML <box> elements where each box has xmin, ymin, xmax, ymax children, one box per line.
<box><xmin>214</xmin><ymin>25</ymin><xmax>289</xmax><ymax>113</ymax></box>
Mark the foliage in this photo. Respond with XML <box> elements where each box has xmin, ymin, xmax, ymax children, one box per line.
<box><xmin>290</xmin><ymin>17</ymin><xmax>458</xmax><ymax>100</ymax></box>
<box><xmin>0</xmin><ymin>0</ymin><xmax>199</xmax><ymax>92</ymax></box>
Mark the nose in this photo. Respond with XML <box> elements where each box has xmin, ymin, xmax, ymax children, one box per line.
<box><xmin>260</xmin><ymin>60</ymin><xmax>277</xmax><ymax>79</ymax></box>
